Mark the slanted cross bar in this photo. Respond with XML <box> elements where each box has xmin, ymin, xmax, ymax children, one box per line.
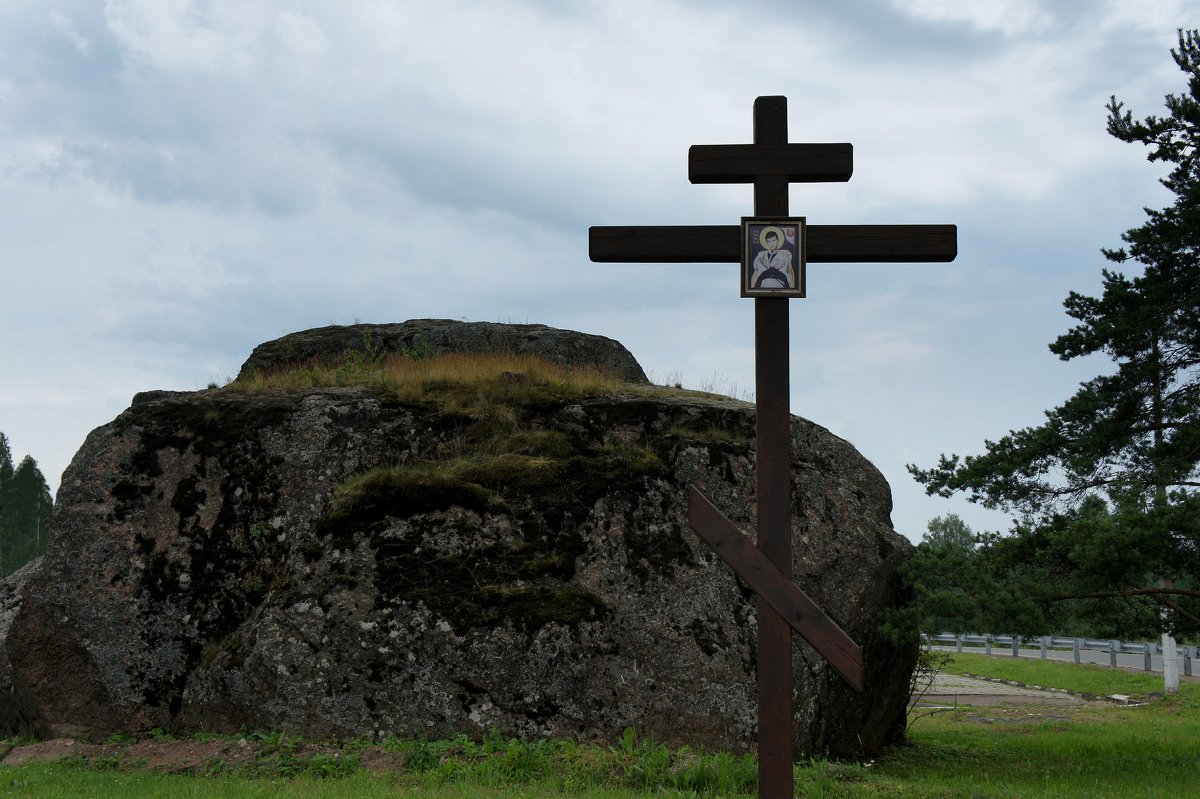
<box><xmin>588</xmin><ymin>96</ymin><xmax>956</xmax><ymax>799</ymax></box>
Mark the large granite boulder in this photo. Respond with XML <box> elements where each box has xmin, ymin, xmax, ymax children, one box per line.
<box><xmin>2</xmin><ymin>324</ymin><xmax>915</xmax><ymax>757</ymax></box>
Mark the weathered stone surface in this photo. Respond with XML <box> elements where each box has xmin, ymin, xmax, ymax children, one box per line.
<box><xmin>236</xmin><ymin>320</ymin><xmax>650</xmax><ymax>384</ymax></box>
<box><xmin>2</xmin><ymin>335</ymin><xmax>915</xmax><ymax>758</ymax></box>
<box><xmin>0</xmin><ymin>558</ymin><xmax>39</xmax><ymax>735</ymax></box>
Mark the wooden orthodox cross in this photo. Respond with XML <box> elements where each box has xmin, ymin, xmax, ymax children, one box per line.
<box><xmin>589</xmin><ymin>96</ymin><xmax>956</xmax><ymax>799</ymax></box>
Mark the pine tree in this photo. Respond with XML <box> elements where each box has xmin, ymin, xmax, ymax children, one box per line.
<box><xmin>0</xmin><ymin>432</ymin><xmax>15</xmax><ymax>577</ymax></box>
<box><xmin>0</xmin><ymin>433</ymin><xmax>53</xmax><ymax>578</ymax></box>
<box><xmin>6</xmin><ymin>456</ymin><xmax>53</xmax><ymax>574</ymax></box>
<box><xmin>0</xmin><ymin>432</ymin><xmax>12</xmax><ymax>483</ymax></box>
<box><xmin>909</xmin><ymin>30</ymin><xmax>1200</xmax><ymax>638</ymax></box>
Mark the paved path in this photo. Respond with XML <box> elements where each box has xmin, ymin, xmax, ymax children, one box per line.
<box><xmin>913</xmin><ymin>672</ymin><xmax>1084</xmax><ymax>707</ymax></box>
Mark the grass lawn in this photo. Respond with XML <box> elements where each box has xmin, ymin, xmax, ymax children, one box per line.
<box><xmin>869</xmin><ymin>653</ymin><xmax>1200</xmax><ymax>798</ymax></box>
<box><xmin>942</xmin><ymin>651</ymin><xmax>1200</xmax><ymax>699</ymax></box>
<box><xmin>880</xmin><ymin>702</ymin><xmax>1198</xmax><ymax>798</ymax></box>
<box><xmin>0</xmin><ymin>769</ymin><xmax>665</xmax><ymax>799</ymax></box>
<box><xmin>3</xmin><ymin>654</ymin><xmax>1198</xmax><ymax>798</ymax></box>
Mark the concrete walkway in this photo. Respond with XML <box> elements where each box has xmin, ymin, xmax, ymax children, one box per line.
<box><xmin>912</xmin><ymin>672</ymin><xmax>1084</xmax><ymax>707</ymax></box>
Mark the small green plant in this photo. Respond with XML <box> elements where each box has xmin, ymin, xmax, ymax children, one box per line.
<box><xmin>906</xmin><ymin>647</ymin><xmax>953</xmax><ymax>729</ymax></box>
<box><xmin>598</xmin><ymin>440</ymin><xmax>664</xmax><ymax>474</ymax></box>
<box><xmin>253</xmin><ymin>728</ymin><xmax>297</xmax><ymax>755</ymax></box>
<box><xmin>361</xmin><ymin>327</ymin><xmax>386</xmax><ymax>363</ymax></box>
<box><xmin>89</xmin><ymin>755</ymin><xmax>123</xmax><ymax>771</ymax></box>
<box><xmin>5</xmin><ymin>728</ymin><xmax>42</xmax><ymax>747</ymax></box>
<box><xmin>616</xmin><ymin>726</ymin><xmax>637</xmax><ymax>758</ymax></box>
<box><xmin>399</xmin><ymin>739</ymin><xmax>441</xmax><ymax>773</ymax></box>
<box><xmin>482</xmin><ymin>726</ymin><xmax>506</xmax><ymax>754</ymax></box>
<box><xmin>303</xmin><ymin>751</ymin><xmax>359</xmax><ymax>778</ymax></box>
<box><xmin>401</xmin><ymin>329</ymin><xmax>433</xmax><ymax>360</ymax></box>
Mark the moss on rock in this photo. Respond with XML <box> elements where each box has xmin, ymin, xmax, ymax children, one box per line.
<box><xmin>372</xmin><ymin>528</ymin><xmax>604</xmax><ymax>634</ymax></box>
<box><xmin>318</xmin><ymin>466</ymin><xmax>499</xmax><ymax>545</ymax></box>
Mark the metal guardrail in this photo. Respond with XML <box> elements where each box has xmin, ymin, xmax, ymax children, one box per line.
<box><xmin>923</xmin><ymin>632</ymin><xmax>1197</xmax><ymax>676</ymax></box>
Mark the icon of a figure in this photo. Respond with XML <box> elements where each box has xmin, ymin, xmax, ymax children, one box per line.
<box><xmin>750</xmin><ymin>226</ymin><xmax>795</xmax><ymax>289</ymax></box>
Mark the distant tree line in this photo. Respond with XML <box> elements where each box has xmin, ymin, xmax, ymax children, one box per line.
<box><xmin>0</xmin><ymin>431</ymin><xmax>53</xmax><ymax>578</ymax></box>
<box><xmin>902</xmin><ymin>30</ymin><xmax>1200</xmax><ymax>642</ymax></box>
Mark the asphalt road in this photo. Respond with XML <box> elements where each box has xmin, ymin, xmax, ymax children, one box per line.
<box><xmin>931</xmin><ymin>645</ymin><xmax>1197</xmax><ymax>677</ymax></box>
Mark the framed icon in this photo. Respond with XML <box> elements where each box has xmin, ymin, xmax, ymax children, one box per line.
<box><xmin>741</xmin><ymin>217</ymin><xmax>806</xmax><ymax>298</ymax></box>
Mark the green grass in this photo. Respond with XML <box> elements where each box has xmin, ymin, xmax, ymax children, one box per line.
<box><xmin>872</xmin><ymin>653</ymin><xmax>1200</xmax><ymax>798</ymax></box>
<box><xmin>223</xmin><ymin>351</ymin><xmax>739</xmax><ymax>409</ymax></box>
<box><xmin>942</xmin><ymin>651</ymin><xmax>1200</xmax><ymax>702</ymax></box>
<box><xmin>228</xmin><ymin>351</ymin><xmax>627</xmax><ymax>400</ymax></box>
<box><xmin>5</xmin><ymin>659</ymin><xmax>1199</xmax><ymax>798</ymax></box>
<box><xmin>882</xmin><ymin>702</ymin><xmax>1200</xmax><ymax>798</ymax></box>
<box><xmin>0</xmin><ymin>767</ymin><xmax>666</xmax><ymax>799</ymax></box>
<box><xmin>0</xmin><ymin>731</ymin><xmax>757</xmax><ymax>799</ymax></box>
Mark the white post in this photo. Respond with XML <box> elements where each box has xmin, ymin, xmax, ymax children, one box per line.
<box><xmin>1162</xmin><ymin>631</ymin><xmax>1180</xmax><ymax>694</ymax></box>
<box><xmin>1161</xmin><ymin>600</ymin><xmax>1180</xmax><ymax>694</ymax></box>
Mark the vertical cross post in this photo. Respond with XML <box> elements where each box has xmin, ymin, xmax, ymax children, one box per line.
<box><xmin>752</xmin><ymin>96</ymin><xmax>794</xmax><ymax>799</ymax></box>
<box><xmin>589</xmin><ymin>94</ymin><xmax>956</xmax><ymax>796</ymax></box>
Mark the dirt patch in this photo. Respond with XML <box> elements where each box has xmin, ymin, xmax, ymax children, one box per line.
<box><xmin>963</xmin><ymin>709</ymin><xmax>1073</xmax><ymax>726</ymax></box>
<box><xmin>125</xmin><ymin>738</ymin><xmax>266</xmax><ymax>773</ymax></box>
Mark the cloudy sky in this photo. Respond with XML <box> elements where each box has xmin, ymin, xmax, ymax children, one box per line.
<box><xmin>0</xmin><ymin>0</ymin><xmax>1192</xmax><ymax>541</ymax></box>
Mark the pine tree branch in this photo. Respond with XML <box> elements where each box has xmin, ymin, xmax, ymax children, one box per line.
<box><xmin>1156</xmin><ymin>592</ymin><xmax>1200</xmax><ymax>629</ymax></box>
<box><xmin>1052</xmin><ymin>587</ymin><xmax>1200</xmax><ymax>600</ymax></box>
<box><xmin>1049</xmin><ymin>588</ymin><xmax>1200</xmax><ymax>629</ymax></box>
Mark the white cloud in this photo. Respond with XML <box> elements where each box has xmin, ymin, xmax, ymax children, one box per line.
<box><xmin>0</xmin><ymin>0</ymin><xmax>1192</xmax><ymax>541</ymax></box>
<box><xmin>818</xmin><ymin>328</ymin><xmax>935</xmax><ymax>376</ymax></box>
<box><xmin>103</xmin><ymin>0</ymin><xmax>273</xmax><ymax>72</ymax></box>
<box><xmin>49</xmin><ymin>10</ymin><xmax>92</xmax><ymax>55</ymax></box>
<box><xmin>888</xmin><ymin>0</ymin><xmax>1053</xmax><ymax>36</ymax></box>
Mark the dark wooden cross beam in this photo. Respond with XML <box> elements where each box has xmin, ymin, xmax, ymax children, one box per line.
<box><xmin>688</xmin><ymin>488</ymin><xmax>862</xmax><ymax>686</ymax></box>
<box><xmin>590</xmin><ymin>223</ymin><xmax>956</xmax><ymax>265</ymax></box>
<box><xmin>588</xmin><ymin>96</ymin><xmax>956</xmax><ymax>799</ymax></box>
